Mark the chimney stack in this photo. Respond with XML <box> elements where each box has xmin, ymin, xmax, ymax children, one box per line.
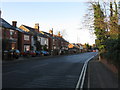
<box><xmin>34</xmin><ymin>23</ymin><xmax>39</xmax><ymax>32</ymax></box>
<box><xmin>12</xmin><ymin>21</ymin><xmax>17</xmax><ymax>27</ymax></box>
<box><xmin>58</xmin><ymin>31</ymin><xmax>61</xmax><ymax>37</ymax></box>
<box><xmin>49</xmin><ymin>29</ymin><xmax>53</xmax><ymax>35</ymax></box>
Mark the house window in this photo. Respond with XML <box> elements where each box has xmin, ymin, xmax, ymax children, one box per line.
<box><xmin>14</xmin><ymin>32</ymin><xmax>17</xmax><ymax>34</ymax></box>
<box><xmin>38</xmin><ymin>37</ymin><xmax>41</xmax><ymax>41</ymax></box>
<box><xmin>53</xmin><ymin>39</ymin><xmax>55</xmax><ymax>45</ymax></box>
<box><xmin>45</xmin><ymin>40</ymin><xmax>47</xmax><ymax>44</ymax></box>
<box><xmin>24</xmin><ymin>45</ymin><xmax>30</xmax><ymax>51</ymax></box>
<box><xmin>10</xmin><ymin>30</ymin><xmax>14</xmax><ymax>36</ymax></box>
<box><xmin>11</xmin><ymin>43</ymin><xmax>15</xmax><ymax>49</ymax></box>
<box><xmin>24</xmin><ymin>35</ymin><xmax>29</xmax><ymax>41</ymax></box>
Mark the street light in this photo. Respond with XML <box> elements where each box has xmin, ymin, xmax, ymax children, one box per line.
<box><xmin>51</xmin><ymin>28</ymin><xmax>54</xmax><ymax>56</ymax></box>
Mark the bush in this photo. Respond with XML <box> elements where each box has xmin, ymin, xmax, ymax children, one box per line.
<box><xmin>103</xmin><ymin>39</ymin><xmax>120</xmax><ymax>68</ymax></box>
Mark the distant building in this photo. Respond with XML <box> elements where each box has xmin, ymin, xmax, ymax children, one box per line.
<box><xmin>76</xmin><ymin>43</ymin><xmax>83</xmax><ymax>52</ymax></box>
<box><xmin>40</xmin><ymin>30</ymin><xmax>69</xmax><ymax>55</ymax></box>
<box><xmin>68</xmin><ymin>43</ymin><xmax>80</xmax><ymax>53</ymax></box>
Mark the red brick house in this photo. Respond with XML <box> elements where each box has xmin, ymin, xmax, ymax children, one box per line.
<box><xmin>12</xmin><ymin>21</ymin><xmax>32</xmax><ymax>52</ymax></box>
<box><xmin>1</xmin><ymin>18</ymin><xmax>18</xmax><ymax>51</ymax></box>
<box><xmin>40</xmin><ymin>30</ymin><xmax>69</xmax><ymax>55</ymax></box>
<box><xmin>18</xmin><ymin>31</ymin><xmax>31</xmax><ymax>52</ymax></box>
<box><xmin>19</xmin><ymin>24</ymin><xmax>48</xmax><ymax>51</ymax></box>
<box><xmin>60</xmin><ymin>37</ymin><xmax>69</xmax><ymax>54</ymax></box>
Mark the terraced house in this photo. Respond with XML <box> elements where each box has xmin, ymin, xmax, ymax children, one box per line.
<box><xmin>12</xmin><ymin>21</ymin><xmax>32</xmax><ymax>52</ymax></box>
<box><xmin>1</xmin><ymin>17</ymin><xmax>69</xmax><ymax>58</ymax></box>
<box><xmin>1</xmin><ymin>18</ymin><xmax>33</xmax><ymax>59</ymax></box>
<box><xmin>40</xmin><ymin>30</ymin><xmax>69</xmax><ymax>55</ymax></box>
<box><xmin>1</xmin><ymin>18</ymin><xmax>18</xmax><ymax>51</ymax></box>
<box><xmin>19</xmin><ymin>24</ymin><xmax>49</xmax><ymax>51</ymax></box>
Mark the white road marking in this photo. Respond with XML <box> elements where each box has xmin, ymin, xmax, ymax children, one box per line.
<box><xmin>80</xmin><ymin>63</ymin><xmax>87</xmax><ymax>88</ymax></box>
<box><xmin>75</xmin><ymin>63</ymin><xmax>86</xmax><ymax>90</ymax></box>
<box><xmin>75</xmin><ymin>53</ymin><xmax>98</xmax><ymax>90</ymax></box>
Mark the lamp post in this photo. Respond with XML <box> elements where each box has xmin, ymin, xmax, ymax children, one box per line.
<box><xmin>51</xmin><ymin>28</ymin><xmax>54</xmax><ymax>56</ymax></box>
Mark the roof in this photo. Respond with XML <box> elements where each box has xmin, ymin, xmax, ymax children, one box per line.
<box><xmin>0</xmin><ymin>18</ymin><xmax>31</xmax><ymax>35</ymax></box>
<box><xmin>40</xmin><ymin>31</ymin><xmax>69</xmax><ymax>43</ymax></box>
<box><xmin>60</xmin><ymin>37</ymin><xmax>69</xmax><ymax>42</ymax></box>
<box><xmin>22</xmin><ymin>25</ymin><xmax>38</xmax><ymax>35</ymax></box>
<box><xmin>40</xmin><ymin>31</ymin><xmax>55</xmax><ymax>39</ymax></box>
<box><xmin>16</xmin><ymin>27</ymin><xmax>31</xmax><ymax>35</ymax></box>
<box><xmin>68</xmin><ymin>43</ymin><xmax>80</xmax><ymax>49</ymax></box>
<box><xmin>0</xmin><ymin>18</ymin><xmax>16</xmax><ymax>30</ymax></box>
<box><xmin>41</xmin><ymin>31</ymin><xmax>68</xmax><ymax>42</ymax></box>
<box><xmin>22</xmin><ymin>25</ymin><xmax>47</xmax><ymax>38</ymax></box>
<box><xmin>38</xmin><ymin>33</ymin><xmax>48</xmax><ymax>38</ymax></box>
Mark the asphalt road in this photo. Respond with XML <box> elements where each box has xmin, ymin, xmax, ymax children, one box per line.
<box><xmin>2</xmin><ymin>52</ymin><xmax>97</xmax><ymax>88</ymax></box>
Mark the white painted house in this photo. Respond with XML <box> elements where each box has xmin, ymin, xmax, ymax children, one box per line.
<box><xmin>37</xmin><ymin>35</ymin><xmax>49</xmax><ymax>49</ymax></box>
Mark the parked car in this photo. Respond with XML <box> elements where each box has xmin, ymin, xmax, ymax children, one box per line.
<box><xmin>35</xmin><ymin>51</ymin><xmax>41</xmax><ymax>56</ymax></box>
<box><xmin>9</xmin><ymin>49</ymin><xmax>20</xmax><ymax>59</ymax></box>
<box><xmin>3</xmin><ymin>50</ymin><xmax>9</xmax><ymax>60</ymax></box>
<box><xmin>41</xmin><ymin>51</ymin><xmax>49</xmax><ymax>56</ymax></box>
<box><xmin>21</xmin><ymin>51</ymin><xmax>30</xmax><ymax>56</ymax></box>
<box><xmin>30</xmin><ymin>51</ymin><xmax>36</xmax><ymax>57</ymax></box>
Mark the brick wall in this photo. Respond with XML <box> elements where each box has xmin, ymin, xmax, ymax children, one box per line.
<box><xmin>2</xmin><ymin>28</ymin><xmax>18</xmax><ymax>50</ymax></box>
<box><xmin>18</xmin><ymin>32</ymin><xmax>31</xmax><ymax>52</ymax></box>
<box><xmin>48</xmin><ymin>37</ymin><xmax>53</xmax><ymax>51</ymax></box>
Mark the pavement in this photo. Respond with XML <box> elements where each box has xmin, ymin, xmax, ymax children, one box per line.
<box><xmin>84</xmin><ymin>55</ymin><xmax>119</xmax><ymax>89</ymax></box>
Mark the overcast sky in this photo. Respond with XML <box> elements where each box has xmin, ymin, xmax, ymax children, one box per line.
<box><xmin>1</xmin><ymin>1</ymin><xmax>98</xmax><ymax>45</ymax></box>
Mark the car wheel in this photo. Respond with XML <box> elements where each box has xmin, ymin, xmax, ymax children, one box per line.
<box><xmin>16</xmin><ymin>56</ymin><xmax>19</xmax><ymax>59</ymax></box>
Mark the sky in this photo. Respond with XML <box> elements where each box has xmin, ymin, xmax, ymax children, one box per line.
<box><xmin>1</xmin><ymin>1</ymin><xmax>97</xmax><ymax>45</ymax></box>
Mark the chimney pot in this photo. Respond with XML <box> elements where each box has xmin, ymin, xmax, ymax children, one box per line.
<box><xmin>49</xmin><ymin>30</ymin><xmax>53</xmax><ymax>35</ymax></box>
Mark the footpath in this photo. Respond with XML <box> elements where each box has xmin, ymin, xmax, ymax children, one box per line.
<box><xmin>84</xmin><ymin>55</ymin><xmax>119</xmax><ymax>88</ymax></box>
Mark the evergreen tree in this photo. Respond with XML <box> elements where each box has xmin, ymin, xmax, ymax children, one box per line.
<box><xmin>109</xmin><ymin>1</ymin><xmax>119</xmax><ymax>39</ymax></box>
<box><xmin>92</xmin><ymin>2</ymin><xmax>107</xmax><ymax>53</ymax></box>
<box><xmin>91</xmin><ymin>1</ymin><xmax>120</xmax><ymax>70</ymax></box>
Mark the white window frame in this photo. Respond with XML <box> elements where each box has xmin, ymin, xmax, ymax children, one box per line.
<box><xmin>24</xmin><ymin>35</ymin><xmax>30</xmax><ymax>41</ymax></box>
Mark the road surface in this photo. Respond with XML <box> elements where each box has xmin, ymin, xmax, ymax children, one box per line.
<box><xmin>3</xmin><ymin>52</ymin><xmax>97</xmax><ymax>88</ymax></box>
